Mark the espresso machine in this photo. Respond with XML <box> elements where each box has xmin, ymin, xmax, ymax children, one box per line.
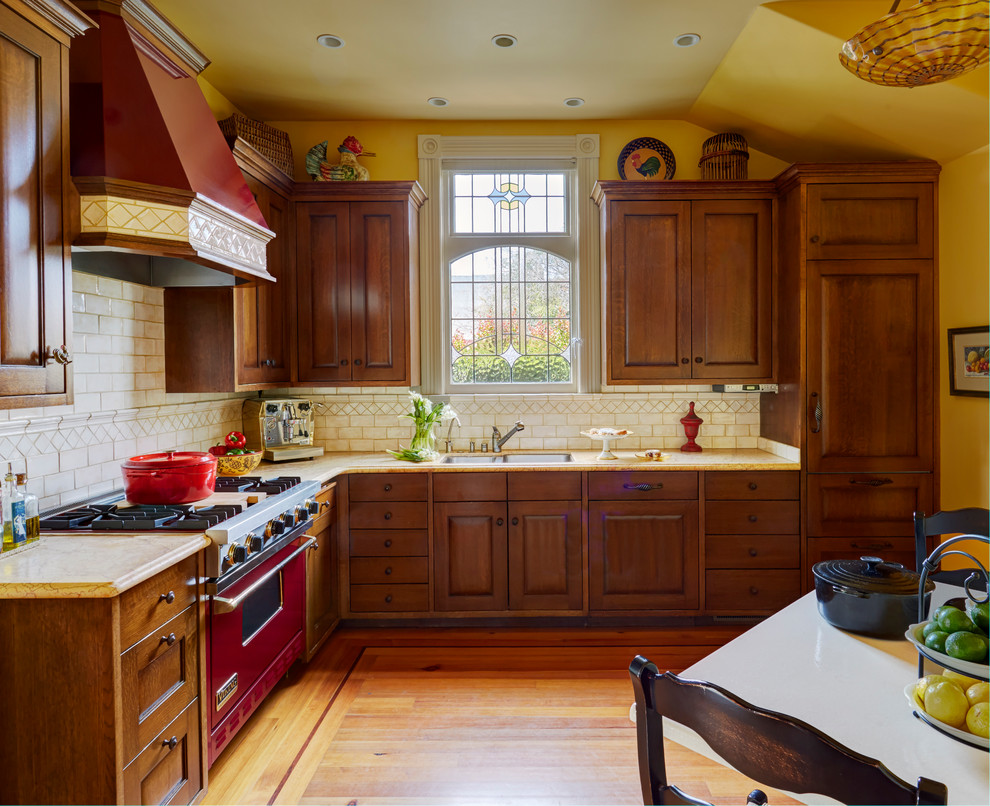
<box><xmin>242</xmin><ymin>398</ymin><xmax>325</xmax><ymax>462</ymax></box>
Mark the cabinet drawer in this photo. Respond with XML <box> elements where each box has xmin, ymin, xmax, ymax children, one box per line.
<box><xmin>806</xmin><ymin>537</ymin><xmax>917</xmax><ymax>576</ymax></box>
<box><xmin>588</xmin><ymin>471</ymin><xmax>697</xmax><ymax>500</ymax></box>
<box><xmin>349</xmin><ymin>584</ymin><xmax>430</xmax><ymax>612</ymax></box>
<box><xmin>120</xmin><ymin>555</ymin><xmax>198</xmax><ymax>651</ymax></box>
<box><xmin>507</xmin><ymin>471</ymin><xmax>581</xmax><ymax>501</ymax></box>
<box><xmin>121</xmin><ymin>605</ymin><xmax>198</xmax><ymax>764</ymax></box>
<box><xmin>705</xmin><ymin>570</ymin><xmax>801</xmax><ymax>612</ymax></box>
<box><xmin>705</xmin><ymin>535</ymin><xmax>799</xmax><ymax>569</ymax></box>
<box><xmin>705</xmin><ymin>501</ymin><xmax>799</xmax><ymax>534</ymax></box>
<box><xmin>705</xmin><ymin>471</ymin><xmax>798</xmax><ymax>500</ymax></box>
<box><xmin>434</xmin><ymin>472</ymin><xmax>507</xmax><ymax>502</ymax></box>
<box><xmin>348</xmin><ymin>501</ymin><xmax>428</xmax><ymax>530</ymax></box>
<box><xmin>349</xmin><ymin>473</ymin><xmax>427</xmax><ymax>501</ymax></box>
<box><xmin>350</xmin><ymin>529</ymin><xmax>428</xmax><ymax>556</ymax></box>
<box><xmin>807</xmin><ymin>473</ymin><xmax>933</xmax><ymax>536</ymax></box>
<box><xmin>350</xmin><ymin>556</ymin><xmax>429</xmax><ymax>584</ymax></box>
<box><xmin>122</xmin><ymin>697</ymin><xmax>202</xmax><ymax>806</ymax></box>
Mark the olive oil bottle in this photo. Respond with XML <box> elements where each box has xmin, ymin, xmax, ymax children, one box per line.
<box><xmin>16</xmin><ymin>473</ymin><xmax>39</xmax><ymax>544</ymax></box>
<box><xmin>2</xmin><ymin>463</ymin><xmax>26</xmax><ymax>550</ymax></box>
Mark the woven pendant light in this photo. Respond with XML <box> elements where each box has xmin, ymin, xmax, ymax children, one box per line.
<box><xmin>839</xmin><ymin>0</ymin><xmax>989</xmax><ymax>87</ymax></box>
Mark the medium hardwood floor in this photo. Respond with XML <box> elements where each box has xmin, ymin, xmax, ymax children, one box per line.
<box><xmin>203</xmin><ymin>626</ymin><xmax>801</xmax><ymax>805</ymax></box>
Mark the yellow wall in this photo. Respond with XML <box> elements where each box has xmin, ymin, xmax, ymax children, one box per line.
<box><xmin>938</xmin><ymin>145</ymin><xmax>989</xmax><ymax>568</ymax></box>
<box><xmin>266</xmin><ymin>119</ymin><xmax>788</xmax><ymax>182</ymax></box>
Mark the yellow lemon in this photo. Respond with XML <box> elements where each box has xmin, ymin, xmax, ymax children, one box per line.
<box><xmin>925</xmin><ymin>680</ymin><xmax>969</xmax><ymax>727</ymax></box>
<box><xmin>966</xmin><ymin>682</ymin><xmax>990</xmax><ymax>706</ymax></box>
<box><xmin>965</xmin><ymin>701</ymin><xmax>989</xmax><ymax>738</ymax></box>
<box><xmin>916</xmin><ymin>674</ymin><xmax>955</xmax><ymax>704</ymax></box>
<box><xmin>944</xmin><ymin>669</ymin><xmax>981</xmax><ymax>688</ymax></box>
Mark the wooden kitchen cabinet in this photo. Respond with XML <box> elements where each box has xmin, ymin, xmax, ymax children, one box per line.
<box><xmin>294</xmin><ymin>182</ymin><xmax>425</xmax><ymax>386</ymax></box>
<box><xmin>594</xmin><ymin>182</ymin><xmax>774</xmax><ymax>384</ymax></box>
<box><xmin>164</xmin><ymin>140</ymin><xmax>293</xmax><ymax>392</ymax></box>
<box><xmin>0</xmin><ymin>553</ymin><xmax>206</xmax><ymax>805</ymax></box>
<box><xmin>305</xmin><ymin>480</ymin><xmax>338</xmax><ymax>660</ymax></box>
<box><xmin>0</xmin><ymin>0</ymin><xmax>91</xmax><ymax>408</ymax></box>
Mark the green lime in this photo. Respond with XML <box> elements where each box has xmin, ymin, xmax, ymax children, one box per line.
<box><xmin>968</xmin><ymin>601</ymin><xmax>989</xmax><ymax>633</ymax></box>
<box><xmin>936</xmin><ymin>606</ymin><xmax>978</xmax><ymax>633</ymax></box>
<box><xmin>924</xmin><ymin>630</ymin><xmax>949</xmax><ymax>653</ymax></box>
<box><xmin>922</xmin><ymin>620</ymin><xmax>943</xmax><ymax>639</ymax></box>
<box><xmin>945</xmin><ymin>630</ymin><xmax>989</xmax><ymax>663</ymax></box>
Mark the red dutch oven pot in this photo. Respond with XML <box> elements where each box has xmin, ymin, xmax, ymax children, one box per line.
<box><xmin>121</xmin><ymin>451</ymin><xmax>218</xmax><ymax>504</ymax></box>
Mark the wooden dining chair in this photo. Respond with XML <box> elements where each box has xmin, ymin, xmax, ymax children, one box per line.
<box><xmin>914</xmin><ymin>507</ymin><xmax>989</xmax><ymax>591</ymax></box>
<box><xmin>629</xmin><ymin>656</ymin><xmax>948</xmax><ymax>806</ymax></box>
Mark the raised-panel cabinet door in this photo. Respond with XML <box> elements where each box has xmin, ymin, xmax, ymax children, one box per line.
<box><xmin>296</xmin><ymin>202</ymin><xmax>352</xmax><ymax>383</ymax></box>
<box><xmin>235</xmin><ymin>176</ymin><xmax>292</xmax><ymax>386</ymax></box>
<box><xmin>806</xmin><ymin>183</ymin><xmax>934</xmax><ymax>260</ymax></box>
<box><xmin>305</xmin><ymin>485</ymin><xmax>337</xmax><ymax>660</ymax></box>
<box><xmin>0</xmin><ymin>7</ymin><xmax>70</xmax><ymax>405</ymax></box>
<box><xmin>507</xmin><ymin>500</ymin><xmax>583</xmax><ymax>611</ymax></box>
<box><xmin>806</xmin><ymin>260</ymin><xmax>934</xmax><ymax>472</ymax></box>
<box><xmin>606</xmin><ymin>199</ymin><xmax>691</xmax><ymax>382</ymax></box>
<box><xmin>691</xmin><ymin>198</ymin><xmax>772</xmax><ymax>379</ymax></box>
<box><xmin>806</xmin><ymin>472</ymin><xmax>933</xmax><ymax>537</ymax></box>
<box><xmin>434</xmin><ymin>501</ymin><xmax>507</xmax><ymax>612</ymax></box>
<box><xmin>588</xmin><ymin>500</ymin><xmax>699</xmax><ymax>611</ymax></box>
<box><xmin>348</xmin><ymin>201</ymin><xmax>409</xmax><ymax>383</ymax></box>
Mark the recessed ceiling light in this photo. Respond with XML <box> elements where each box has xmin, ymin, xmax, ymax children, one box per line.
<box><xmin>492</xmin><ymin>34</ymin><xmax>518</xmax><ymax>48</ymax></box>
<box><xmin>563</xmin><ymin>97</ymin><xmax>585</xmax><ymax>108</ymax></box>
<box><xmin>317</xmin><ymin>34</ymin><xmax>345</xmax><ymax>49</ymax></box>
<box><xmin>673</xmin><ymin>33</ymin><xmax>701</xmax><ymax>48</ymax></box>
<box><xmin>427</xmin><ymin>97</ymin><xmax>449</xmax><ymax>107</ymax></box>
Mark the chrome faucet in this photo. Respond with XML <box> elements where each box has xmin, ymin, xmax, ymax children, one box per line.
<box><xmin>444</xmin><ymin>418</ymin><xmax>459</xmax><ymax>453</ymax></box>
<box><xmin>492</xmin><ymin>420</ymin><xmax>525</xmax><ymax>452</ymax></box>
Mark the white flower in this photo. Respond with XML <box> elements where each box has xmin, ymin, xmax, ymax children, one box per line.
<box><xmin>440</xmin><ymin>406</ymin><xmax>460</xmax><ymax>425</ymax></box>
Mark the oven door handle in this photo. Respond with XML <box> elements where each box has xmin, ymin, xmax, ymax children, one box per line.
<box><xmin>211</xmin><ymin>537</ymin><xmax>317</xmax><ymax>615</ymax></box>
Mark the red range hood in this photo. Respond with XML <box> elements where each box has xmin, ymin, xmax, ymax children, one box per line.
<box><xmin>69</xmin><ymin>0</ymin><xmax>274</xmax><ymax>286</ymax></box>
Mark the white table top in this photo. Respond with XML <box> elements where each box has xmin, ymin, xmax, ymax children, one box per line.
<box><xmin>666</xmin><ymin>587</ymin><xmax>989</xmax><ymax>806</ymax></box>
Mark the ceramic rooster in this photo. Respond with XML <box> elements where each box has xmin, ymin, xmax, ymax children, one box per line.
<box><xmin>630</xmin><ymin>152</ymin><xmax>662</xmax><ymax>178</ymax></box>
<box><xmin>305</xmin><ymin>135</ymin><xmax>375</xmax><ymax>181</ymax></box>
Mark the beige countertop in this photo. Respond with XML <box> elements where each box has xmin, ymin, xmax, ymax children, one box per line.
<box><xmin>3</xmin><ymin>447</ymin><xmax>796</xmax><ymax>599</ymax></box>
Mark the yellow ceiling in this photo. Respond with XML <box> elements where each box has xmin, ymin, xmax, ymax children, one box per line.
<box><xmin>151</xmin><ymin>0</ymin><xmax>989</xmax><ymax>164</ymax></box>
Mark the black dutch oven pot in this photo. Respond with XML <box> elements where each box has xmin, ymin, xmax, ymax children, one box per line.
<box><xmin>813</xmin><ymin>555</ymin><xmax>935</xmax><ymax>638</ymax></box>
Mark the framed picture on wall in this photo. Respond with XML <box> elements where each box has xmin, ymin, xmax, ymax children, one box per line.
<box><xmin>948</xmin><ymin>326</ymin><xmax>989</xmax><ymax>397</ymax></box>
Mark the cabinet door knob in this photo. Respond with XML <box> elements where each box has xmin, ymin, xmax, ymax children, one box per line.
<box><xmin>496</xmin><ymin>518</ymin><xmax>504</xmax><ymax>526</ymax></box>
<box><xmin>749</xmin><ymin>586</ymin><xmax>759</xmax><ymax>596</ymax></box>
<box><xmin>384</xmin><ymin>539</ymin><xmax>392</xmax><ymax>548</ymax></box>
<box><xmin>341</xmin><ymin>359</ymin><xmax>349</xmax><ymax>366</ymax></box>
<box><xmin>694</xmin><ymin>356</ymin><xmax>703</xmax><ymax>363</ymax></box>
<box><xmin>160</xmin><ymin>632</ymin><xmax>177</xmax><ymax>646</ymax></box>
<box><xmin>384</xmin><ymin>484</ymin><xmax>392</xmax><ymax>492</ymax></box>
<box><xmin>810</xmin><ymin>235</ymin><xmax>820</xmax><ymax>243</ymax></box>
<box><xmin>511</xmin><ymin>517</ymin><xmax>519</xmax><ymax>526</ymax></box>
<box><xmin>384</xmin><ymin>567</ymin><xmax>392</xmax><ymax>575</ymax></box>
<box><xmin>44</xmin><ymin>344</ymin><xmax>72</xmax><ymax>365</ymax></box>
<box><xmin>748</xmin><ymin>547</ymin><xmax>758</xmax><ymax>557</ymax></box>
<box><xmin>681</xmin><ymin>357</ymin><xmax>689</xmax><ymax>365</ymax></box>
<box><xmin>748</xmin><ymin>514</ymin><xmax>758</xmax><ymax>523</ymax></box>
<box><xmin>163</xmin><ymin>736</ymin><xmax>178</xmax><ymax>750</ymax></box>
<box><xmin>354</xmin><ymin>358</ymin><xmax>362</xmax><ymax>366</ymax></box>
<box><xmin>159</xmin><ymin>591</ymin><xmax>175</xmax><ymax>604</ymax></box>
<box><xmin>385</xmin><ymin>594</ymin><xmax>393</xmax><ymax>603</ymax></box>
<box><xmin>384</xmin><ymin>512</ymin><xmax>392</xmax><ymax>520</ymax></box>
<box><xmin>748</xmin><ymin>482</ymin><xmax>758</xmax><ymax>490</ymax></box>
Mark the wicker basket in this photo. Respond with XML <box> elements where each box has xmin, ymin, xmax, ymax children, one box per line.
<box><xmin>699</xmin><ymin>133</ymin><xmax>749</xmax><ymax>180</ymax></box>
<box><xmin>218</xmin><ymin>113</ymin><xmax>294</xmax><ymax>177</ymax></box>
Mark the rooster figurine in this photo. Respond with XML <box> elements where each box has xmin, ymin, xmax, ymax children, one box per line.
<box><xmin>305</xmin><ymin>135</ymin><xmax>375</xmax><ymax>181</ymax></box>
<box><xmin>630</xmin><ymin>152</ymin><xmax>663</xmax><ymax>178</ymax></box>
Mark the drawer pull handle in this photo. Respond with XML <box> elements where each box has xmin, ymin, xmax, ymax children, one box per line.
<box><xmin>748</xmin><ymin>482</ymin><xmax>758</xmax><ymax>491</ymax></box>
<box><xmin>385</xmin><ymin>567</ymin><xmax>392</xmax><ymax>575</ymax></box>
<box><xmin>384</xmin><ymin>512</ymin><xmax>392</xmax><ymax>520</ymax></box>
<box><xmin>159</xmin><ymin>591</ymin><xmax>175</xmax><ymax>605</ymax></box>
<box><xmin>511</xmin><ymin>517</ymin><xmax>519</xmax><ymax>526</ymax></box>
<box><xmin>385</xmin><ymin>594</ymin><xmax>393</xmax><ymax>603</ymax></box>
<box><xmin>163</xmin><ymin>736</ymin><xmax>178</xmax><ymax>750</ymax></box>
<box><xmin>496</xmin><ymin>518</ymin><xmax>504</xmax><ymax>526</ymax></box>
<box><xmin>160</xmin><ymin>632</ymin><xmax>176</xmax><ymax>647</ymax></box>
<box><xmin>748</xmin><ymin>548</ymin><xmax>758</xmax><ymax>557</ymax></box>
<box><xmin>384</xmin><ymin>539</ymin><xmax>392</xmax><ymax>548</ymax></box>
<box><xmin>810</xmin><ymin>392</ymin><xmax>822</xmax><ymax>434</ymax></box>
<box><xmin>623</xmin><ymin>482</ymin><xmax>664</xmax><ymax>492</ymax></box>
<box><xmin>384</xmin><ymin>484</ymin><xmax>392</xmax><ymax>492</ymax></box>
<box><xmin>851</xmin><ymin>541</ymin><xmax>894</xmax><ymax>550</ymax></box>
<box><xmin>749</xmin><ymin>586</ymin><xmax>759</xmax><ymax>596</ymax></box>
<box><xmin>748</xmin><ymin>515</ymin><xmax>758</xmax><ymax>523</ymax></box>
<box><xmin>850</xmin><ymin>478</ymin><xmax>894</xmax><ymax>487</ymax></box>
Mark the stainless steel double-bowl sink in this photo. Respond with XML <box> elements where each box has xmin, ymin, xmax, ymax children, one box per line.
<box><xmin>441</xmin><ymin>453</ymin><xmax>573</xmax><ymax>465</ymax></box>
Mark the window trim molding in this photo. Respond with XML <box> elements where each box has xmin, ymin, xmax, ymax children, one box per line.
<box><xmin>418</xmin><ymin>134</ymin><xmax>600</xmax><ymax>394</ymax></box>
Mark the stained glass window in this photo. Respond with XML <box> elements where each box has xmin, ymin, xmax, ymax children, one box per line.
<box><xmin>452</xmin><ymin>172</ymin><xmax>567</xmax><ymax>234</ymax></box>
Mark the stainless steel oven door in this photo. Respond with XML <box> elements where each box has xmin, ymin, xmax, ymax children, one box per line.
<box><xmin>207</xmin><ymin>533</ymin><xmax>315</xmax><ymax>764</ymax></box>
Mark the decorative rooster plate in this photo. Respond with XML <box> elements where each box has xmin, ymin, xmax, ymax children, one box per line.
<box><xmin>617</xmin><ymin>137</ymin><xmax>676</xmax><ymax>181</ymax></box>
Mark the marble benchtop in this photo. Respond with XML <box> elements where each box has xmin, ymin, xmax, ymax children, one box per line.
<box><xmin>2</xmin><ymin>447</ymin><xmax>798</xmax><ymax>600</ymax></box>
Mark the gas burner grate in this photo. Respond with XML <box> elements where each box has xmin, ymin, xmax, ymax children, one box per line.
<box><xmin>42</xmin><ymin>503</ymin><xmax>244</xmax><ymax>531</ymax></box>
<box><xmin>41</xmin><ymin>505</ymin><xmax>118</xmax><ymax>530</ymax></box>
<box><xmin>214</xmin><ymin>475</ymin><xmax>301</xmax><ymax>495</ymax></box>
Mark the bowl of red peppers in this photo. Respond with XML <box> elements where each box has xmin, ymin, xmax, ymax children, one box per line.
<box><xmin>210</xmin><ymin>431</ymin><xmax>263</xmax><ymax>476</ymax></box>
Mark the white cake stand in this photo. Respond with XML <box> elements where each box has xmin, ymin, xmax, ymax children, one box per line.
<box><xmin>580</xmin><ymin>430</ymin><xmax>632</xmax><ymax>460</ymax></box>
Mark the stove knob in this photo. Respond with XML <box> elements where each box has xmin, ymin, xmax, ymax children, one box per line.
<box><xmin>232</xmin><ymin>544</ymin><xmax>248</xmax><ymax>564</ymax></box>
<box><xmin>249</xmin><ymin>535</ymin><xmax>264</xmax><ymax>553</ymax></box>
<box><xmin>295</xmin><ymin>506</ymin><xmax>310</xmax><ymax>523</ymax></box>
<box><xmin>281</xmin><ymin>512</ymin><xmax>296</xmax><ymax>528</ymax></box>
<box><xmin>266</xmin><ymin>519</ymin><xmax>285</xmax><ymax>538</ymax></box>
<box><xmin>306</xmin><ymin>499</ymin><xmax>320</xmax><ymax>515</ymax></box>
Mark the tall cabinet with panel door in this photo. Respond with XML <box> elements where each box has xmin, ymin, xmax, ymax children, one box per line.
<box><xmin>0</xmin><ymin>0</ymin><xmax>92</xmax><ymax>407</ymax></box>
<box><xmin>764</xmin><ymin>163</ymin><xmax>940</xmax><ymax>584</ymax></box>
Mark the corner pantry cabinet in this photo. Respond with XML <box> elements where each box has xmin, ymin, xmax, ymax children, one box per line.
<box><xmin>0</xmin><ymin>0</ymin><xmax>92</xmax><ymax>407</ymax></box>
<box><xmin>593</xmin><ymin>181</ymin><xmax>774</xmax><ymax>384</ymax></box>
<box><xmin>294</xmin><ymin>181</ymin><xmax>425</xmax><ymax>386</ymax></box>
